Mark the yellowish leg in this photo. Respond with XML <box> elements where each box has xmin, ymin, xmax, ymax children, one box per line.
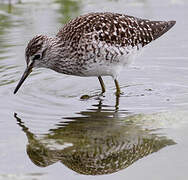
<box><xmin>98</xmin><ymin>76</ymin><xmax>105</xmax><ymax>93</ymax></box>
<box><xmin>114</xmin><ymin>79</ymin><xmax>121</xmax><ymax>96</ymax></box>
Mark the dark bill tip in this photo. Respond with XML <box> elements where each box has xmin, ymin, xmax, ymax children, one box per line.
<box><xmin>14</xmin><ymin>66</ymin><xmax>33</xmax><ymax>94</ymax></box>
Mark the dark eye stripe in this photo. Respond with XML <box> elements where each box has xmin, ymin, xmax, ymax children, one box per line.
<box><xmin>33</xmin><ymin>54</ymin><xmax>41</xmax><ymax>60</ymax></box>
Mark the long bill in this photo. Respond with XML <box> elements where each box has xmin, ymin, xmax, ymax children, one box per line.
<box><xmin>14</xmin><ymin>63</ymin><xmax>33</xmax><ymax>94</ymax></box>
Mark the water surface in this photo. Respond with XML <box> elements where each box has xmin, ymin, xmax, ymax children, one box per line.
<box><xmin>0</xmin><ymin>0</ymin><xmax>188</xmax><ymax>179</ymax></box>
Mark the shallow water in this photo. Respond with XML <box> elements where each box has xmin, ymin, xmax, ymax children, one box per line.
<box><xmin>0</xmin><ymin>0</ymin><xmax>188</xmax><ymax>179</ymax></box>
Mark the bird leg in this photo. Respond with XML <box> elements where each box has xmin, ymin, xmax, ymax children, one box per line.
<box><xmin>114</xmin><ymin>79</ymin><xmax>121</xmax><ymax>96</ymax></box>
<box><xmin>98</xmin><ymin>76</ymin><xmax>106</xmax><ymax>93</ymax></box>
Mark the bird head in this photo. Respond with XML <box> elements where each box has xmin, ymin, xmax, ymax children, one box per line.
<box><xmin>14</xmin><ymin>35</ymin><xmax>49</xmax><ymax>94</ymax></box>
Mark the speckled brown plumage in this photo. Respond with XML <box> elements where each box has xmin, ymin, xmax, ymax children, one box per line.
<box><xmin>57</xmin><ymin>12</ymin><xmax>174</xmax><ymax>48</ymax></box>
<box><xmin>14</xmin><ymin>12</ymin><xmax>176</xmax><ymax>95</ymax></box>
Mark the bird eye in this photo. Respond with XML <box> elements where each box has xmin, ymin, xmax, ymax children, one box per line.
<box><xmin>33</xmin><ymin>54</ymin><xmax>41</xmax><ymax>60</ymax></box>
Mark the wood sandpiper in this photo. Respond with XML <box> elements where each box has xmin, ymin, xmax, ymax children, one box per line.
<box><xmin>14</xmin><ymin>12</ymin><xmax>176</xmax><ymax>96</ymax></box>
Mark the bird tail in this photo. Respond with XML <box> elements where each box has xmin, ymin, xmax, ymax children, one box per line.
<box><xmin>149</xmin><ymin>20</ymin><xmax>176</xmax><ymax>40</ymax></box>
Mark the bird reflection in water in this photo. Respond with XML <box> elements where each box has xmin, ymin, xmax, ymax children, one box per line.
<box><xmin>14</xmin><ymin>99</ymin><xmax>175</xmax><ymax>175</ymax></box>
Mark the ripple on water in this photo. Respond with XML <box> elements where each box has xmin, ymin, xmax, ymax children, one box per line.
<box><xmin>0</xmin><ymin>0</ymin><xmax>188</xmax><ymax>178</ymax></box>
<box><xmin>0</xmin><ymin>173</ymin><xmax>46</xmax><ymax>180</ymax></box>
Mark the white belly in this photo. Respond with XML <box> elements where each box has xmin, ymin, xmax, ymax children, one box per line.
<box><xmin>81</xmin><ymin>45</ymin><xmax>143</xmax><ymax>78</ymax></box>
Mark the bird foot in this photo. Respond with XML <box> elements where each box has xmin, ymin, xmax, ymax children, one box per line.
<box><xmin>80</xmin><ymin>94</ymin><xmax>91</xmax><ymax>100</ymax></box>
<box><xmin>80</xmin><ymin>91</ymin><xmax>105</xmax><ymax>100</ymax></box>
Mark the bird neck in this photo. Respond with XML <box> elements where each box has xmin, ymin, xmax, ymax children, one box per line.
<box><xmin>46</xmin><ymin>38</ymin><xmax>76</xmax><ymax>75</ymax></box>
